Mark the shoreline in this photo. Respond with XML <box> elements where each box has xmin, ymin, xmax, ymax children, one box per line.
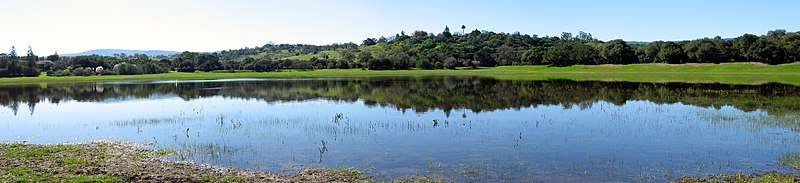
<box><xmin>0</xmin><ymin>63</ymin><xmax>799</xmax><ymax>86</ymax></box>
<box><xmin>1</xmin><ymin>141</ymin><xmax>798</xmax><ymax>182</ymax></box>
<box><xmin>0</xmin><ymin>141</ymin><xmax>441</xmax><ymax>183</ymax></box>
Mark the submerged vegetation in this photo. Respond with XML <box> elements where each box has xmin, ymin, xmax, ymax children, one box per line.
<box><xmin>778</xmin><ymin>152</ymin><xmax>800</xmax><ymax>170</ymax></box>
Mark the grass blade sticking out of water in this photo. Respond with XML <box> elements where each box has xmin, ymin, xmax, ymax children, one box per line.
<box><xmin>778</xmin><ymin>152</ymin><xmax>800</xmax><ymax>170</ymax></box>
<box><xmin>698</xmin><ymin>110</ymin><xmax>800</xmax><ymax>132</ymax></box>
<box><xmin>109</xmin><ymin>117</ymin><xmax>200</xmax><ymax>127</ymax></box>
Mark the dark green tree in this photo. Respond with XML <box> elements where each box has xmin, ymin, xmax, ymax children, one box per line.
<box><xmin>755</xmin><ymin>38</ymin><xmax>787</xmax><ymax>65</ymax></box>
<box><xmin>416</xmin><ymin>56</ymin><xmax>434</xmax><ymax>70</ymax></box>
<box><xmin>196</xmin><ymin>54</ymin><xmax>222</xmax><ymax>72</ymax></box>
<box><xmin>46</xmin><ymin>52</ymin><xmax>60</xmax><ymax>61</ymax></box>
<box><xmin>560</xmin><ymin>32</ymin><xmax>573</xmax><ymax>41</ymax></box>
<box><xmin>684</xmin><ymin>38</ymin><xmax>723</xmax><ymax>63</ymax></box>
<box><xmin>9</xmin><ymin>46</ymin><xmax>17</xmax><ymax>59</ymax></box>
<box><xmin>142</xmin><ymin>63</ymin><xmax>166</xmax><ymax>74</ymax></box>
<box><xmin>521</xmin><ymin>47</ymin><xmax>546</xmax><ymax>65</ymax></box>
<box><xmin>443</xmin><ymin>57</ymin><xmax>457</xmax><ymax>69</ymax></box>
<box><xmin>473</xmin><ymin>47</ymin><xmax>495</xmax><ymax>66</ymax></box>
<box><xmin>357</xmin><ymin>51</ymin><xmax>372</xmax><ymax>68</ymax></box>
<box><xmin>26</xmin><ymin>46</ymin><xmax>36</xmax><ymax>68</ymax></box>
<box><xmin>176</xmin><ymin>51</ymin><xmax>199</xmax><ymax>72</ymax></box>
<box><xmin>493</xmin><ymin>45</ymin><xmax>518</xmax><ymax>65</ymax></box>
<box><xmin>731</xmin><ymin>34</ymin><xmax>759</xmax><ymax>62</ymax></box>
<box><xmin>636</xmin><ymin>41</ymin><xmax>662</xmax><ymax>63</ymax></box>
<box><xmin>115</xmin><ymin>63</ymin><xmax>142</xmax><ymax>75</ymax></box>
<box><xmin>362</xmin><ymin>38</ymin><xmax>377</xmax><ymax>46</ymax></box>
<box><xmin>545</xmin><ymin>42</ymin><xmax>598</xmax><ymax>66</ymax></box>
<box><xmin>601</xmin><ymin>39</ymin><xmax>638</xmax><ymax>64</ymax></box>
<box><xmin>658</xmin><ymin>42</ymin><xmax>688</xmax><ymax>64</ymax></box>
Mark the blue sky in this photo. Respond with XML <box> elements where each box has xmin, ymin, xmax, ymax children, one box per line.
<box><xmin>1</xmin><ymin>0</ymin><xmax>798</xmax><ymax>54</ymax></box>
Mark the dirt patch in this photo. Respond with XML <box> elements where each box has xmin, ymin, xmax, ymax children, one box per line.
<box><xmin>0</xmin><ymin>141</ymin><xmax>444</xmax><ymax>182</ymax></box>
<box><xmin>674</xmin><ymin>171</ymin><xmax>800</xmax><ymax>183</ymax></box>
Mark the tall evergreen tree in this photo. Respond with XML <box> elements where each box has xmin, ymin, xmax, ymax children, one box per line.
<box><xmin>9</xmin><ymin>46</ymin><xmax>17</xmax><ymax>59</ymax></box>
<box><xmin>26</xmin><ymin>46</ymin><xmax>36</xmax><ymax>67</ymax></box>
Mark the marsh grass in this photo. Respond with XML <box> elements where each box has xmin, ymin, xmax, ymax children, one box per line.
<box><xmin>1</xmin><ymin>166</ymin><xmax>126</xmax><ymax>183</ymax></box>
<box><xmin>778</xmin><ymin>152</ymin><xmax>800</xmax><ymax>170</ymax></box>
<box><xmin>152</xmin><ymin>149</ymin><xmax>178</xmax><ymax>156</ymax></box>
<box><xmin>326</xmin><ymin>167</ymin><xmax>361</xmax><ymax>178</ymax></box>
<box><xmin>456</xmin><ymin>164</ymin><xmax>481</xmax><ymax>175</ymax></box>
<box><xmin>174</xmin><ymin>143</ymin><xmax>228</xmax><ymax>162</ymax></box>
<box><xmin>2</xmin><ymin>145</ymin><xmax>80</xmax><ymax>158</ymax></box>
<box><xmin>0</xmin><ymin>143</ymin><xmax>24</xmax><ymax>149</ymax></box>
<box><xmin>698</xmin><ymin>111</ymin><xmax>800</xmax><ymax>132</ymax></box>
<box><xmin>110</xmin><ymin>117</ymin><xmax>188</xmax><ymax>127</ymax></box>
<box><xmin>333</xmin><ymin>113</ymin><xmax>345</xmax><ymax>124</ymax></box>
<box><xmin>2</xmin><ymin>167</ymin><xmax>55</xmax><ymax>182</ymax></box>
<box><xmin>199</xmin><ymin>175</ymin><xmax>246</xmax><ymax>183</ymax></box>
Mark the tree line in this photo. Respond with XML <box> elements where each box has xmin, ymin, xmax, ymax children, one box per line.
<box><xmin>186</xmin><ymin>28</ymin><xmax>800</xmax><ymax>70</ymax></box>
<box><xmin>338</xmin><ymin>28</ymin><xmax>799</xmax><ymax>69</ymax></box>
<box><xmin>0</xmin><ymin>46</ymin><xmax>44</xmax><ymax>77</ymax></box>
<box><xmin>2</xmin><ymin>28</ymin><xmax>798</xmax><ymax>78</ymax></box>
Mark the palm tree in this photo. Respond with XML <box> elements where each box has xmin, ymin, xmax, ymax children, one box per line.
<box><xmin>461</xmin><ymin>25</ymin><xmax>466</xmax><ymax>35</ymax></box>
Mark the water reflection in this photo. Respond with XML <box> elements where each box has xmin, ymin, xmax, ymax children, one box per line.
<box><xmin>1</xmin><ymin>77</ymin><xmax>799</xmax><ymax>182</ymax></box>
<box><xmin>2</xmin><ymin>77</ymin><xmax>800</xmax><ymax>116</ymax></box>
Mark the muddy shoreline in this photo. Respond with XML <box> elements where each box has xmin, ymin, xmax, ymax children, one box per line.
<box><xmin>1</xmin><ymin>141</ymin><xmax>798</xmax><ymax>182</ymax></box>
<box><xmin>0</xmin><ymin>141</ymin><xmax>440</xmax><ymax>182</ymax></box>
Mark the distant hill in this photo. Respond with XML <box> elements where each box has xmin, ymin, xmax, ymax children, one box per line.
<box><xmin>62</xmin><ymin>49</ymin><xmax>181</xmax><ymax>57</ymax></box>
<box><xmin>624</xmin><ymin>38</ymin><xmax>732</xmax><ymax>45</ymax></box>
<box><xmin>624</xmin><ymin>41</ymin><xmax>651</xmax><ymax>45</ymax></box>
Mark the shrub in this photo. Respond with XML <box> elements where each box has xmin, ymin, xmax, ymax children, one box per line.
<box><xmin>22</xmin><ymin>67</ymin><xmax>40</xmax><ymax>77</ymax></box>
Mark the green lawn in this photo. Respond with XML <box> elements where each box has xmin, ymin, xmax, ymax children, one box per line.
<box><xmin>1</xmin><ymin>62</ymin><xmax>798</xmax><ymax>85</ymax></box>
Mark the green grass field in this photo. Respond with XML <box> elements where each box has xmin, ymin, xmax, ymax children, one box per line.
<box><xmin>1</xmin><ymin>62</ymin><xmax>798</xmax><ymax>85</ymax></box>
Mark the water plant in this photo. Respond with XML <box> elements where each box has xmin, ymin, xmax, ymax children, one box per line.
<box><xmin>778</xmin><ymin>152</ymin><xmax>800</xmax><ymax>170</ymax></box>
<box><xmin>333</xmin><ymin>113</ymin><xmax>345</xmax><ymax>124</ymax></box>
<box><xmin>456</xmin><ymin>164</ymin><xmax>480</xmax><ymax>175</ymax></box>
<box><xmin>153</xmin><ymin>149</ymin><xmax>178</xmax><ymax>156</ymax></box>
<box><xmin>318</xmin><ymin>140</ymin><xmax>328</xmax><ymax>163</ymax></box>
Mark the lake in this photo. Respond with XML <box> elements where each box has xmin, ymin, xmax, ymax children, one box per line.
<box><xmin>1</xmin><ymin>77</ymin><xmax>799</xmax><ymax>182</ymax></box>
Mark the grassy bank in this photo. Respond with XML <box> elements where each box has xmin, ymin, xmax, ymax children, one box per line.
<box><xmin>0</xmin><ymin>141</ymin><xmax>442</xmax><ymax>183</ymax></box>
<box><xmin>0</xmin><ymin>62</ymin><xmax>798</xmax><ymax>85</ymax></box>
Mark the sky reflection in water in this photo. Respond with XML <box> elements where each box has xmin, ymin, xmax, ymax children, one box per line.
<box><xmin>1</xmin><ymin>77</ymin><xmax>799</xmax><ymax>182</ymax></box>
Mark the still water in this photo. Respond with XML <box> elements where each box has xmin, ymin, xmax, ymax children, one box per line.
<box><xmin>1</xmin><ymin>77</ymin><xmax>799</xmax><ymax>182</ymax></box>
